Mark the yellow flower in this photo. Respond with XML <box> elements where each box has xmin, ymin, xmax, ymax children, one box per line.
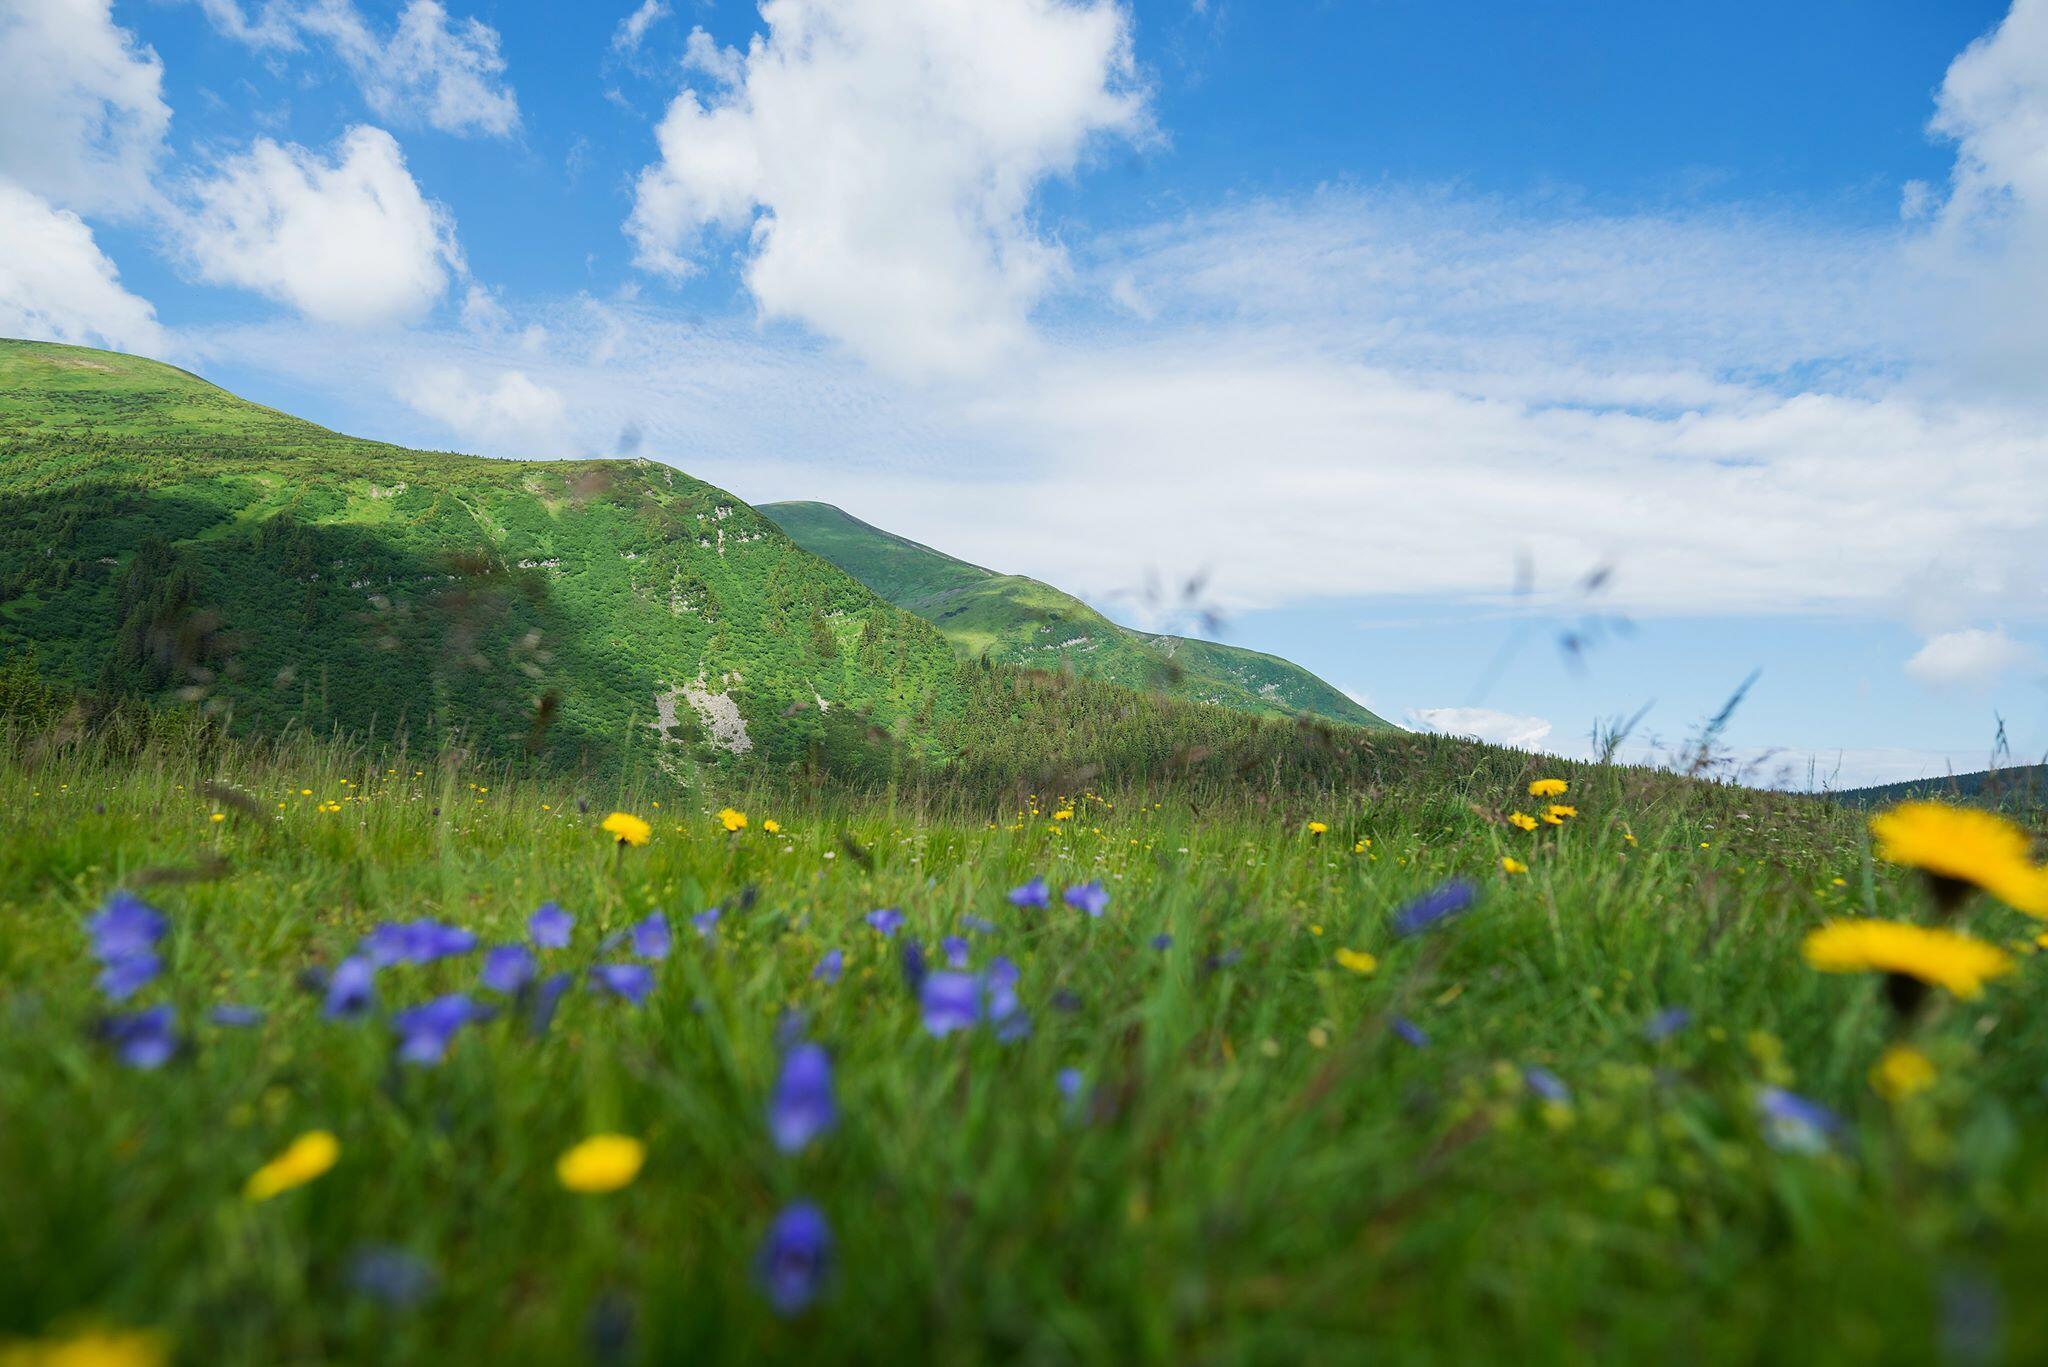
<box><xmin>1870</xmin><ymin>801</ymin><xmax>2048</xmax><ymax>915</ymax></box>
<box><xmin>1870</xmin><ymin>1044</ymin><xmax>1936</xmax><ymax>1102</ymax></box>
<box><xmin>1306</xmin><ymin>821</ymin><xmax>1328</xmax><ymax>836</ymax></box>
<box><xmin>209</xmin><ymin>812</ymin><xmax>225</xmax><ymax>823</ymax></box>
<box><xmin>717</xmin><ymin>808</ymin><xmax>748</xmax><ymax>833</ymax></box>
<box><xmin>1334</xmin><ymin>947</ymin><xmax>1378</xmax><ymax>975</ymax></box>
<box><xmin>244</xmin><ymin>1130</ymin><xmax>339</xmax><ymax>1202</ymax></box>
<box><xmin>762</xmin><ymin>818</ymin><xmax>782</xmax><ymax>834</ymax></box>
<box><xmin>1528</xmin><ymin>778</ymin><xmax>1569</xmax><ymax>798</ymax></box>
<box><xmin>556</xmin><ymin>1134</ymin><xmax>645</xmax><ymax>1193</ymax></box>
<box><xmin>1507</xmin><ymin>812</ymin><xmax>1538</xmax><ymax>832</ymax></box>
<box><xmin>1802</xmin><ymin>919</ymin><xmax>2016</xmax><ymax>999</ymax></box>
<box><xmin>1052</xmin><ymin>809</ymin><xmax>1074</xmax><ymax>821</ymax></box>
<box><xmin>1351</xmin><ymin>839</ymin><xmax>1367</xmax><ymax>853</ymax></box>
<box><xmin>602</xmin><ymin>812</ymin><xmax>652</xmax><ymax>847</ymax></box>
<box><xmin>0</xmin><ymin>1329</ymin><xmax>168</xmax><ymax>1367</ymax></box>
<box><xmin>1500</xmin><ymin>856</ymin><xmax>1528</xmax><ymax>875</ymax></box>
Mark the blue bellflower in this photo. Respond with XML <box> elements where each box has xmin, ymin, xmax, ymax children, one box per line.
<box><xmin>1390</xmin><ymin>880</ymin><xmax>1478</xmax><ymax>937</ymax></box>
<box><xmin>758</xmin><ymin>1202</ymin><xmax>832</xmax><ymax>1316</ymax></box>
<box><xmin>529</xmin><ymin>902</ymin><xmax>573</xmax><ymax>948</ymax></box>
<box><xmin>1064</xmin><ymin>881</ymin><xmax>1110</xmax><ymax>917</ymax></box>
<box><xmin>481</xmin><ymin>944</ymin><xmax>536</xmax><ymax>994</ymax></box>
<box><xmin>632</xmin><ymin>912</ymin><xmax>673</xmax><ymax>960</ymax></box>
<box><xmin>1007</xmin><ymin>878</ymin><xmax>1049</xmax><ymax>909</ymax></box>
<box><xmin>391</xmin><ymin>994</ymin><xmax>479</xmax><ymax>1065</ymax></box>
<box><xmin>104</xmin><ymin>1005</ymin><xmax>177</xmax><ymax>1069</ymax></box>
<box><xmin>591</xmin><ymin>962</ymin><xmax>654</xmax><ymax>1005</ymax></box>
<box><xmin>768</xmin><ymin>1043</ymin><xmax>837</xmax><ymax>1154</ymax></box>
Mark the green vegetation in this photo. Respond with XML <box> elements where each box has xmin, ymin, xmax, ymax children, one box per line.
<box><xmin>763</xmin><ymin>500</ymin><xmax>1388</xmax><ymax>729</ymax></box>
<box><xmin>1838</xmin><ymin>763</ymin><xmax>2048</xmax><ymax>811</ymax></box>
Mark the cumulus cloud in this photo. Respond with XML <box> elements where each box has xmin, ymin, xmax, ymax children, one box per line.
<box><xmin>397</xmin><ymin>365</ymin><xmax>567</xmax><ymax>446</ymax></box>
<box><xmin>1407</xmin><ymin>707</ymin><xmax>1555</xmax><ymax>750</ymax></box>
<box><xmin>0</xmin><ymin>180</ymin><xmax>163</xmax><ymax>352</ymax></box>
<box><xmin>1904</xmin><ymin>626</ymin><xmax>2041</xmax><ymax>689</ymax></box>
<box><xmin>612</xmin><ymin>0</ymin><xmax>670</xmax><ymax>54</ymax></box>
<box><xmin>626</xmin><ymin>0</ymin><xmax>1147</xmax><ymax>378</ymax></box>
<box><xmin>0</xmin><ymin>0</ymin><xmax>171</xmax><ymax>217</ymax></box>
<box><xmin>180</xmin><ymin>126</ymin><xmax>462</xmax><ymax>327</ymax></box>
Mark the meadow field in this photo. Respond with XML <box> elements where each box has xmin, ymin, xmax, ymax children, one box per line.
<box><xmin>6</xmin><ymin>727</ymin><xmax>2048</xmax><ymax>1364</ymax></box>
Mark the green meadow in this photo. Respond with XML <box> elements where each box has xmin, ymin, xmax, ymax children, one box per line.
<box><xmin>7</xmin><ymin>725</ymin><xmax>2048</xmax><ymax>1364</ymax></box>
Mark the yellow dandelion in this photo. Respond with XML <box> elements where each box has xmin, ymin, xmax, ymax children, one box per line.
<box><xmin>1870</xmin><ymin>1043</ymin><xmax>1936</xmax><ymax>1102</ymax></box>
<box><xmin>601</xmin><ymin>812</ymin><xmax>652</xmax><ymax>847</ymax></box>
<box><xmin>1507</xmin><ymin>812</ymin><xmax>1538</xmax><ymax>832</ymax></box>
<box><xmin>1500</xmin><ymin>856</ymin><xmax>1528</xmax><ymax>875</ymax></box>
<box><xmin>0</xmin><ymin>1328</ymin><xmax>167</xmax><ymax>1367</ymax></box>
<box><xmin>1870</xmin><ymin>801</ymin><xmax>2048</xmax><ymax>915</ymax></box>
<box><xmin>209</xmin><ymin>812</ymin><xmax>225</xmax><ymax>824</ymax></box>
<box><xmin>244</xmin><ymin>1130</ymin><xmax>339</xmax><ymax>1202</ymax></box>
<box><xmin>1334</xmin><ymin>947</ymin><xmax>1378</xmax><ymax>976</ymax></box>
<box><xmin>1528</xmin><ymin>778</ymin><xmax>1569</xmax><ymax>798</ymax></box>
<box><xmin>1306</xmin><ymin>821</ymin><xmax>1328</xmax><ymax>836</ymax></box>
<box><xmin>1052</xmin><ymin>808</ymin><xmax>1074</xmax><ymax>821</ymax></box>
<box><xmin>1352</xmin><ymin>839</ymin><xmax>1367</xmax><ymax>853</ymax></box>
<box><xmin>717</xmin><ymin>808</ymin><xmax>748</xmax><ymax>833</ymax></box>
<box><xmin>1802</xmin><ymin>919</ymin><xmax>2016</xmax><ymax>999</ymax></box>
<box><xmin>762</xmin><ymin>818</ymin><xmax>782</xmax><ymax>834</ymax></box>
<box><xmin>556</xmin><ymin>1134</ymin><xmax>645</xmax><ymax>1193</ymax></box>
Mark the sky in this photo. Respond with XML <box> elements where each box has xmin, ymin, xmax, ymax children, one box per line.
<box><xmin>4</xmin><ymin>0</ymin><xmax>2047</xmax><ymax>788</ymax></box>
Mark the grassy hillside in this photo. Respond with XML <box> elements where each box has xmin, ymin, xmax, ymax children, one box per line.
<box><xmin>0</xmin><ymin>340</ymin><xmax>979</xmax><ymax>778</ymax></box>
<box><xmin>763</xmin><ymin>500</ymin><xmax>1389</xmax><ymax>729</ymax></box>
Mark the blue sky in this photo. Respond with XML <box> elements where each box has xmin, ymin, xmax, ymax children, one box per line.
<box><xmin>5</xmin><ymin>0</ymin><xmax>2046</xmax><ymax>786</ymax></box>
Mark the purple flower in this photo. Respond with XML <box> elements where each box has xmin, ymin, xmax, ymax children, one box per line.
<box><xmin>86</xmin><ymin>891</ymin><xmax>167</xmax><ymax>962</ymax></box>
<box><xmin>325</xmin><ymin>956</ymin><xmax>377</xmax><ymax>1019</ymax></box>
<box><xmin>768</xmin><ymin>1042</ymin><xmax>836</xmax><ymax>1154</ymax></box>
<box><xmin>1064</xmin><ymin>881</ymin><xmax>1110</xmax><ymax>917</ymax></box>
<box><xmin>1390</xmin><ymin>1016</ymin><xmax>1430</xmax><ymax>1049</ymax></box>
<box><xmin>481</xmin><ymin>944</ymin><xmax>536</xmax><ymax>995</ymax></box>
<box><xmin>961</xmin><ymin>915</ymin><xmax>997</xmax><ymax>935</ymax></box>
<box><xmin>391</xmin><ymin>994</ymin><xmax>479</xmax><ymax>1066</ymax></box>
<box><xmin>632</xmin><ymin>912</ymin><xmax>672</xmax><ymax>960</ymax></box>
<box><xmin>757</xmin><ymin>1202</ymin><xmax>831</xmax><ymax>1316</ymax></box>
<box><xmin>1007</xmin><ymin>877</ymin><xmax>1049</xmax><ymax>909</ymax></box>
<box><xmin>812</xmin><ymin>949</ymin><xmax>844</xmax><ymax>983</ymax></box>
<box><xmin>1523</xmin><ymin>1066</ymin><xmax>1571</xmax><ymax>1104</ymax></box>
<box><xmin>1390</xmin><ymin>880</ymin><xmax>1477</xmax><ymax>938</ymax></box>
<box><xmin>529</xmin><ymin>972</ymin><xmax>573</xmax><ymax>1038</ymax></box>
<box><xmin>941</xmin><ymin>936</ymin><xmax>971</xmax><ymax>969</ymax></box>
<box><xmin>1756</xmin><ymin>1087</ymin><xmax>1841</xmax><ymax>1154</ymax></box>
<box><xmin>920</xmin><ymin>972</ymin><xmax>981</xmax><ymax>1037</ymax></box>
<box><xmin>984</xmin><ymin>957</ymin><xmax>1021</xmax><ymax>1024</ymax></box>
<box><xmin>1644</xmin><ymin>1007</ymin><xmax>1692</xmax><ymax>1042</ymax></box>
<box><xmin>591</xmin><ymin>962</ymin><xmax>654</xmax><ymax>1005</ymax></box>
<box><xmin>774</xmin><ymin>1008</ymin><xmax>810</xmax><ymax>1050</ymax></box>
<box><xmin>1148</xmin><ymin>933</ymin><xmax>1173</xmax><ymax>951</ymax></box>
<box><xmin>97</xmin><ymin>952</ymin><xmax>160</xmax><ymax>1002</ymax></box>
<box><xmin>900</xmin><ymin>938</ymin><xmax>927</xmax><ymax>996</ymax></box>
<box><xmin>363</xmin><ymin>920</ymin><xmax>478</xmax><ymax>967</ymax></box>
<box><xmin>103</xmin><ymin>1005</ymin><xmax>177</xmax><ymax>1069</ymax></box>
<box><xmin>1056</xmin><ymin>1067</ymin><xmax>1086</xmax><ymax>1100</ymax></box>
<box><xmin>211</xmin><ymin>1004</ymin><xmax>265</xmax><ymax>1027</ymax></box>
<box><xmin>865</xmin><ymin>908</ymin><xmax>904</xmax><ymax>938</ymax></box>
<box><xmin>349</xmin><ymin>1246</ymin><xmax>438</xmax><ymax>1308</ymax></box>
<box><xmin>690</xmin><ymin>908</ymin><xmax>721</xmax><ymax>940</ymax></box>
<box><xmin>529</xmin><ymin>902</ymin><xmax>573</xmax><ymax>949</ymax></box>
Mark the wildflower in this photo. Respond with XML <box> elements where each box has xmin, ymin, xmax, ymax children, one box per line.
<box><xmin>1542</xmin><ymin>804</ymin><xmax>1578</xmax><ymax>825</ymax></box>
<box><xmin>763</xmin><ymin>818</ymin><xmax>783</xmax><ymax>834</ymax></box>
<box><xmin>1064</xmin><ymin>881</ymin><xmax>1110</xmax><ymax>917</ymax></box>
<box><xmin>97</xmin><ymin>952</ymin><xmax>161</xmax><ymax>1003</ymax></box>
<box><xmin>102</xmin><ymin>1006</ymin><xmax>177</xmax><ymax>1070</ymax></box>
<box><xmin>768</xmin><ymin>1043</ymin><xmax>836</xmax><ymax>1153</ymax></box>
<box><xmin>1528</xmin><ymin>778</ymin><xmax>1569</xmax><ymax>797</ymax></box>
<box><xmin>528</xmin><ymin>972</ymin><xmax>573</xmax><ymax>1039</ymax></box>
<box><xmin>1007</xmin><ymin>877</ymin><xmax>1049</xmax><ymax>909</ymax></box>
<box><xmin>210</xmin><ymin>1005</ymin><xmax>264</xmax><ymax>1027</ymax></box>
<box><xmin>757</xmin><ymin>1201</ymin><xmax>831</xmax><ymax>1316</ymax></box>
<box><xmin>1149</xmin><ymin>933</ymin><xmax>1173</xmax><ymax>951</ymax></box>
<box><xmin>590</xmin><ymin>963</ymin><xmax>655</xmax><ymax>1005</ymax></box>
<box><xmin>86</xmin><ymin>891</ymin><xmax>168</xmax><ymax>962</ymax></box>
<box><xmin>1802</xmin><ymin>919</ymin><xmax>2015</xmax><ymax>1000</ymax></box>
<box><xmin>942</xmin><ymin>935</ymin><xmax>970</xmax><ymax>969</ymax></box>
<box><xmin>899</xmin><ymin>938</ymin><xmax>928</xmax><ymax>995</ymax></box>
<box><xmin>1306</xmin><ymin>821</ymin><xmax>1328</xmax><ymax>836</ymax></box>
<box><xmin>1500</xmin><ymin>856</ymin><xmax>1527</xmax><ymax>875</ymax></box>
<box><xmin>1052</xmin><ymin>809</ymin><xmax>1074</xmax><ymax>821</ymax></box>
<box><xmin>324</xmin><ymin>956</ymin><xmax>376</xmax><ymax>1019</ymax></box>
<box><xmin>1871</xmin><ymin>1043</ymin><xmax>1937</xmax><ymax>1101</ymax></box>
<box><xmin>1870</xmin><ymin>802</ymin><xmax>2048</xmax><ymax>914</ymax></box>
<box><xmin>865</xmin><ymin>908</ymin><xmax>904</xmax><ymax>937</ymax></box>
<box><xmin>1507</xmin><ymin>812</ymin><xmax>1539</xmax><ymax>832</ymax></box>
<box><xmin>0</xmin><ymin>1328</ymin><xmax>166</xmax><ymax>1366</ymax></box>
<box><xmin>631</xmin><ymin>912</ymin><xmax>673</xmax><ymax>960</ymax></box>
<box><xmin>1057</xmin><ymin>1067</ymin><xmax>1086</xmax><ymax>1101</ymax></box>
<box><xmin>962</xmin><ymin>914</ymin><xmax>997</xmax><ymax>934</ymax></box>
<box><xmin>921</xmin><ymin>972</ymin><xmax>980</xmax><ymax>1036</ymax></box>
<box><xmin>1334</xmin><ymin>947</ymin><xmax>1378</xmax><ymax>975</ymax></box>
<box><xmin>348</xmin><ymin>1246</ymin><xmax>438</xmax><ymax>1308</ymax></box>
<box><xmin>529</xmin><ymin>902</ymin><xmax>573</xmax><ymax>948</ymax></box>
<box><xmin>1755</xmin><ymin>1087</ymin><xmax>1840</xmax><ymax>1154</ymax></box>
<box><xmin>1524</xmin><ymin>1067</ymin><xmax>1571</xmax><ymax>1104</ymax></box>
<box><xmin>1390</xmin><ymin>879</ymin><xmax>1477</xmax><ymax>937</ymax></box>
<box><xmin>1352</xmin><ymin>839</ymin><xmax>1368</xmax><ymax>853</ymax></box>
<box><xmin>602</xmin><ymin>812</ymin><xmax>652</xmax><ymax>847</ymax></box>
<box><xmin>1643</xmin><ymin>1007</ymin><xmax>1692</xmax><ymax>1042</ymax></box>
<box><xmin>986</xmin><ymin>956</ymin><xmax>1028</xmax><ymax>1041</ymax></box>
<box><xmin>690</xmin><ymin>908</ymin><xmax>721</xmax><ymax>940</ymax></box>
<box><xmin>718</xmin><ymin>808</ymin><xmax>748</xmax><ymax>833</ymax></box>
<box><xmin>1391</xmin><ymin>1016</ymin><xmax>1430</xmax><ymax>1049</ymax></box>
<box><xmin>362</xmin><ymin>921</ymin><xmax>478</xmax><ymax>967</ymax></box>
<box><xmin>245</xmin><ymin>1130</ymin><xmax>340</xmax><ymax>1201</ymax></box>
<box><xmin>391</xmin><ymin>994</ymin><xmax>479</xmax><ymax>1066</ymax></box>
<box><xmin>812</xmin><ymin>949</ymin><xmax>844</xmax><ymax>983</ymax></box>
<box><xmin>481</xmin><ymin>945</ymin><xmax>536</xmax><ymax>995</ymax></box>
<box><xmin>556</xmin><ymin>1135</ymin><xmax>645</xmax><ymax>1193</ymax></box>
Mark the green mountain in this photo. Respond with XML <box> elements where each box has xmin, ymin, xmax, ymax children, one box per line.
<box><xmin>0</xmin><ymin>339</ymin><xmax>966</xmax><ymax>777</ymax></box>
<box><xmin>761</xmin><ymin>500</ymin><xmax>1389</xmax><ymax>729</ymax></box>
<box><xmin>1833</xmin><ymin>763</ymin><xmax>2048</xmax><ymax>811</ymax></box>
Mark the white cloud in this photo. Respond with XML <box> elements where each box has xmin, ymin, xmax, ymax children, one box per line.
<box><xmin>1904</xmin><ymin>626</ymin><xmax>2041</xmax><ymax>689</ymax></box>
<box><xmin>180</xmin><ymin>126</ymin><xmax>462</xmax><ymax>327</ymax></box>
<box><xmin>0</xmin><ymin>0</ymin><xmax>171</xmax><ymax>217</ymax></box>
<box><xmin>397</xmin><ymin>364</ymin><xmax>567</xmax><ymax>446</ymax></box>
<box><xmin>0</xmin><ymin>179</ymin><xmax>162</xmax><ymax>352</ymax></box>
<box><xmin>627</xmin><ymin>0</ymin><xmax>1148</xmax><ymax>378</ymax></box>
<box><xmin>612</xmin><ymin>0</ymin><xmax>670</xmax><ymax>54</ymax></box>
<box><xmin>1406</xmin><ymin>707</ymin><xmax>1554</xmax><ymax>750</ymax></box>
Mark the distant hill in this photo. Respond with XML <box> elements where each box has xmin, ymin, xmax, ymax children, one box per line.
<box><xmin>1833</xmin><ymin>763</ymin><xmax>2048</xmax><ymax>811</ymax></box>
<box><xmin>761</xmin><ymin>500</ymin><xmax>1389</xmax><ymax>729</ymax></box>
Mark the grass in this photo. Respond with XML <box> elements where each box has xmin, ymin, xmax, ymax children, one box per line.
<box><xmin>8</xmin><ymin>730</ymin><xmax>2048</xmax><ymax>1363</ymax></box>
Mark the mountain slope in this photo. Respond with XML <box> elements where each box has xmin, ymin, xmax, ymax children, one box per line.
<box><xmin>762</xmin><ymin>500</ymin><xmax>1389</xmax><ymax>729</ymax></box>
<box><xmin>0</xmin><ymin>339</ymin><xmax>963</xmax><ymax>776</ymax></box>
<box><xmin>1833</xmin><ymin>763</ymin><xmax>2048</xmax><ymax>810</ymax></box>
